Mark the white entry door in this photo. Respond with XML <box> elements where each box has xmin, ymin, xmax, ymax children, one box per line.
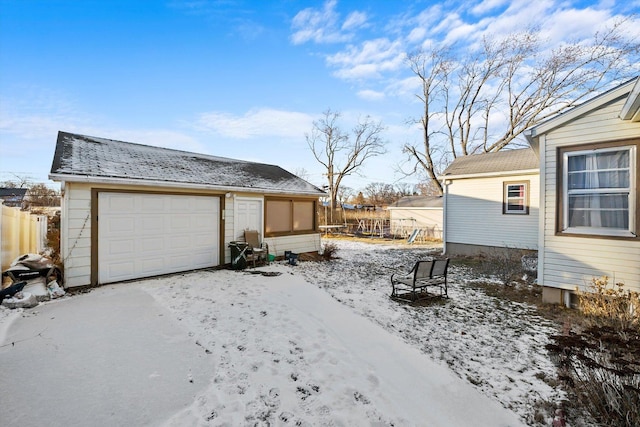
<box><xmin>98</xmin><ymin>192</ymin><xmax>220</xmax><ymax>284</ymax></box>
<box><xmin>234</xmin><ymin>197</ymin><xmax>263</xmax><ymax>239</ymax></box>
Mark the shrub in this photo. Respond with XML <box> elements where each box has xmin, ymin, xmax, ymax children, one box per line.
<box><xmin>477</xmin><ymin>248</ymin><xmax>535</xmax><ymax>286</ymax></box>
<box><xmin>546</xmin><ymin>277</ymin><xmax>640</xmax><ymax>427</ymax></box>
<box><xmin>321</xmin><ymin>242</ymin><xmax>339</xmax><ymax>261</ymax></box>
<box><xmin>577</xmin><ymin>276</ymin><xmax>640</xmax><ymax>330</ymax></box>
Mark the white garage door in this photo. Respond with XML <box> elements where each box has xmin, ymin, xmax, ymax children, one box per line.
<box><xmin>98</xmin><ymin>193</ymin><xmax>220</xmax><ymax>284</ymax></box>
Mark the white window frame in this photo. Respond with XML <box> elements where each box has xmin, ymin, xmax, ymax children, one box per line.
<box><xmin>503</xmin><ymin>182</ymin><xmax>529</xmax><ymax>215</ymax></box>
<box><xmin>562</xmin><ymin>145</ymin><xmax>636</xmax><ymax>237</ymax></box>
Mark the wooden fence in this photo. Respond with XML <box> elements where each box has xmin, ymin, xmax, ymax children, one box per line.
<box><xmin>1</xmin><ymin>203</ymin><xmax>48</xmax><ymax>272</ymax></box>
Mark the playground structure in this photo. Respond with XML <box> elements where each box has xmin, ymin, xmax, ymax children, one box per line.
<box><xmin>320</xmin><ymin>212</ymin><xmax>441</xmax><ymax>243</ymax></box>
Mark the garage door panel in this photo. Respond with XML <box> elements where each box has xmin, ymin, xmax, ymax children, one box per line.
<box><xmin>141</xmin><ymin>216</ymin><xmax>164</xmax><ymax>232</ymax></box>
<box><xmin>141</xmin><ymin>196</ymin><xmax>166</xmax><ymax>213</ymax></box>
<box><xmin>99</xmin><ymin>193</ymin><xmax>220</xmax><ymax>284</ymax></box>
<box><xmin>107</xmin><ymin>261</ymin><xmax>135</xmax><ymax>281</ymax></box>
<box><xmin>106</xmin><ymin>239</ymin><xmax>135</xmax><ymax>256</ymax></box>
<box><xmin>169</xmin><ymin>235</ymin><xmax>190</xmax><ymax>250</ymax></box>
<box><xmin>140</xmin><ymin>257</ymin><xmax>166</xmax><ymax>275</ymax></box>
<box><xmin>105</xmin><ymin>217</ymin><xmax>135</xmax><ymax>234</ymax></box>
<box><xmin>192</xmin><ymin>233</ymin><xmax>214</xmax><ymax>247</ymax></box>
<box><xmin>191</xmin><ymin>252</ymin><xmax>213</xmax><ymax>267</ymax></box>
<box><xmin>140</xmin><ymin>237</ymin><xmax>165</xmax><ymax>253</ymax></box>
<box><xmin>170</xmin><ymin>215</ymin><xmax>191</xmax><ymax>230</ymax></box>
<box><xmin>107</xmin><ymin>195</ymin><xmax>136</xmax><ymax>212</ymax></box>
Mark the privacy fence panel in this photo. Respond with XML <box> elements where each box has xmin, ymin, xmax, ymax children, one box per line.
<box><xmin>1</xmin><ymin>204</ymin><xmax>47</xmax><ymax>272</ymax></box>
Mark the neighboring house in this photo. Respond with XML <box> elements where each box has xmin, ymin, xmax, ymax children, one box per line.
<box><xmin>0</xmin><ymin>188</ymin><xmax>27</xmax><ymax>208</ymax></box>
<box><xmin>387</xmin><ymin>196</ymin><xmax>443</xmax><ymax>239</ymax></box>
<box><xmin>440</xmin><ymin>148</ymin><xmax>540</xmax><ymax>256</ymax></box>
<box><xmin>525</xmin><ymin>77</ymin><xmax>640</xmax><ymax>305</ymax></box>
<box><xmin>49</xmin><ymin>131</ymin><xmax>325</xmax><ymax>288</ymax></box>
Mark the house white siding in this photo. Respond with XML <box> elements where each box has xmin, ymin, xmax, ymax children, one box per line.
<box><xmin>541</xmin><ymin>96</ymin><xmax>640</xmax><ymax>293</ymax></box>
<box><xmin>389</xmin><ymin>208</ymin><xmax>443</xmax><ymax>239</ymax></box>
<box><xmin>445</xmin><ymin>173</ymin><xmax>539</xmax><ymax>252</ymax></box>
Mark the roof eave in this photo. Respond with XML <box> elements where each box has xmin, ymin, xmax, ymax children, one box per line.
<box><xmin>620</xmin><ymin>77</ymin><xmax>640</xmax><ymax>121</ymax></box>
<box><xmin>530</xmin><ymin>79</ymin><xmax>637</xmax><ymax>136</ymax></box>
<box><xmin>439</xmin><ymin>168</ymin><xmax>539</xmax><ymax>181</ymax></box>
<box><xmin>48</xmin><ymin>173</ymin><xmax>326</xmax><ymax>197</ymax></box>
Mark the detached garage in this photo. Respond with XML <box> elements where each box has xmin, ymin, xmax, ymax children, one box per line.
<box><xmin>49</xmin><ymin>131</ymin><xmax>325</xmax><ymax>288</ymax></box>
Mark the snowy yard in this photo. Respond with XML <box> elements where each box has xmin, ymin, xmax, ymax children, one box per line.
<box><xmin>0</xmin><ymin>238</ymin><xmax>568</xmax><ymax>426</ymax></box>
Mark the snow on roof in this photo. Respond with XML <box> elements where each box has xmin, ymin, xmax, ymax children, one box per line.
<box><xmin>388</xmin><ymin>195</ymin><xmax>443</xmax><ymax>208</ymax></box>
<box><xmin>49</xmin><ymin>131</ymin><xmax>325</xmax><ymax>195</ymax></box>
<box><xmin>441</xmin><ymin>148</ymin><xmax>538</xmax><ymax>178</ymax></box>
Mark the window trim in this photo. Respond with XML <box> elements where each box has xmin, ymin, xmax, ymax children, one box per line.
<box><xmin>557</xmin><ymin>140</ymin><xmax>638</xmax><ymax>239</ymax></box>
<box><xmin>264</xmin><ymin>197</ymin><xmax>318</xmax><ymax>237</ymax></box>
<box><xmin>503</xmin><ymin>181</ymin><xmax>530</xmax><ymax>215</ymax></box>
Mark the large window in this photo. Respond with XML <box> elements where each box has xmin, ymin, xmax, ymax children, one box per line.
<box><xmin>561</xmin><ymin>144</ymin><xmax>636</xmax><ymax>237</ymax></box>
<box><xmin>265</xmin><ymin>198</ymin><xmax>317</xmax><ymax>236</ymax></box>
<box><xmin>503</xmin><ymin>181</ymin><xmax>529</xmax><ymax>215</ymax></box>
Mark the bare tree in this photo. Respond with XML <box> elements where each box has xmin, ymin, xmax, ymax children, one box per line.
<box><xmin>306</xmin><ymin>109</ymin><xmax>387</xmax><ymax>221</ymax></box>
<box><xmin>394</xmin><ymin>182</ymin><xmax>417</xmax><ymax>197</ymax></box>
<box><xmin>364</xmin><ymin>182</ymin><xmax>397</xmax><ymax>206</ymax></box>
<box><xmin>404</xmin><ymin>19</ymin><xmax>640</xmax><ymax>195</ymax></box>
<box><xmin>25</xmin><ymin>183</ymin><xmax>60</xmax><ymax>208</ymax></box>
<box><xmin>292</xmin><ymin>167</ymin><xmax>310</xmax><ymax>182</ymax></box>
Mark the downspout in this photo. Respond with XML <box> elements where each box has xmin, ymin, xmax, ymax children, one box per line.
<box><xmin>442</xmin><ymin>179</ymin><xmax>450</xmax><ymax>255</ymax></box>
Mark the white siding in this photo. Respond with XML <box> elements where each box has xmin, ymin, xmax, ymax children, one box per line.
<box><xmin>389</xmin><ymin>208</ymin><xmax>443</xmax><ymax>239</ymax></box>
<box><xmin>389</xmin><ymin>208</ymin><xmax>443</xmax><ymax>228</ymax></box>
<box><xmin>223</xmin><ymin>197</ymin><xmax>235</xmax><ymax>264</ymax></box>
<box><xmin>62</xmin><ymin>184</ymin><xmax>92</xmax><ymax>287</ymax></box>
<box><xmin>541</xmin><ymin>96</ymin><xmax>640</xmax><ymax>292</ymax></box>
<box><xmin>446</xmin><ymin>173</ymin><xmax>539</xmax><ymax>250</ymax></box>
<box><xmin>61</xmin><ymin>183</ymin><xmax>321</xmax><ymax>286</ymax></box>
<box><xmin>265</xmin><ymin>233</ymin><xmax>322</xmax><ymax>256</ymax></box>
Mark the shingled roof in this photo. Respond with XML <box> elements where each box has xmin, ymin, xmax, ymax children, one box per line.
<box><xmin>388</xmin><ymin>196</ymin><xmax>443</xmax><ymax>208</ymax></box>
<box><xmin>441</xmin><ymin>148</ymin><xmax>538</xmax><ymax>178</ymax></box>
<box><xmin>49</xmin><ymin>131</ymin><xmax>324</xmax><ymax>195</ymax></box>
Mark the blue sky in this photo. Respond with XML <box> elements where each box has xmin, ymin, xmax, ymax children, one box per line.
<box><xmin>1</xmin><ymin>0</ymin><xmax>639</xmax><ymax>192</ymax></box>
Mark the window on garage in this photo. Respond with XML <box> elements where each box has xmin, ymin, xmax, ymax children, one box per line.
<box><xmin>265</xmin><ymin>198</ymin><xmax>317</xmax><ymax>236</ymax></box>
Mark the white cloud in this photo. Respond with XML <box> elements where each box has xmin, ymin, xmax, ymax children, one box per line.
<box><xmin>357</xmin><ymin>89</ymin><xmax>385</xmax><ymax>101</ymax></box>
<box><xmin>196</xmin><ymin>108</ymin><xmax>314</xmax><ymax>139</ymax></box>
<box><xmin>342</xmin><ymin>11</ymin><xmax>367</xmax><ymax>31</ymax></box>
<box><xmin>471</xmin><ymin>0</ymin><xmax>510</xmax><ymax>16</ymax></box>
<box><xmin>290</xmin><ymin>0</ymin><xmax>366</xmax><ymax>45</ymax></box>
<box><xmin>327</xmin><ymin>38</ymin><xmax>405</xmax><ymax>79</ymax></box>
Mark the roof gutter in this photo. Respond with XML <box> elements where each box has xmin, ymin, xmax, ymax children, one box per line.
<box><xmin>438</xmin><ymin>168</ymin><xmax>539</xmax><ymax>181</ymax></box>
<box><xmin>48</xmin><ymin>173</ymin><xmax>326</xmax><ymax>197</ymax></box>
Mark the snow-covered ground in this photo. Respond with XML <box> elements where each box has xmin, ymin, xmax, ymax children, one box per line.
<box><xmin>0</xmin><ymin>238</ymin><xmax>566</xmax><ymax>426</ymax></box>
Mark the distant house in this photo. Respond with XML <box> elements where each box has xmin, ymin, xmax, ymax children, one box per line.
<box><xmin>0</xmin><ymin>188</ymin><xmax>27</xmax><ymax>208</ymax></box>
<box><xmin>387</xmin><ymin>196</ymin><xmax>443</xmax><ymax>239</ymax></box>
<box><xmin>49</xmin><ymin>131</ymin><xmax>325</xmax><ymax>288</ymax></box>
<box><xmin>525</xmin><ymin>77</ymin><xmax>640</xmax><ymax>305</ymax></box>
<box><xmin>440</xmin><ymin>148</ymin><xmax>539</xmax><ymax>256</ymax></box>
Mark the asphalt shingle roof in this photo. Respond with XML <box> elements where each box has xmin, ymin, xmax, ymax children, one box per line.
<box><xmin>388</xmin><ymin>196</ymin><xmax>443</xmax><ymax>208</ymax></box>
<box><xmin>50</xmin><ymin>131</ymin><xmax>325</xmax><ymax>195</ymax></box>
<box><xmin>441</xmin><ymin>148</ymin><xmax>539</xmax><ymax>177</ymax></box>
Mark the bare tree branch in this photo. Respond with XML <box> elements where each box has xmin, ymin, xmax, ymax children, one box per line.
<box><xmin>306</xmin><ymin>109</ymin><xmax>387</xmax><ymax>217</ymax></box>
<box><xmin>403</xmin><ymin>18</ymin><xmax>639</xmax><ymax>195</ymax></box>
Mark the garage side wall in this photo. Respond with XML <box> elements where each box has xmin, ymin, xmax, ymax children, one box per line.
<box><xmin>61</xmin><ymin>183</ymin><xmax>92</xmax><ymax>287</ymax></box>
